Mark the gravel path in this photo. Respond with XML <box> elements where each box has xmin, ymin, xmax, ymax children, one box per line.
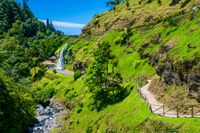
<box><xmin>56</xmin><ymin>69</ymin><xmax>74</xmax><ymax>76</ymax></box>
<box><xmin>140</xmin><ymin>80</ymin><xmax>200</xmax><ymax>118</ymax></box>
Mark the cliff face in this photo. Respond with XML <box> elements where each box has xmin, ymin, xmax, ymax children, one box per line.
<box><xmin>156</xmin><ymin>57</ymin><xmax>200</xmax><ymax>101</ymax></box>
<box><xmin>79</xmin><ymin>0</ymin><xmax>200</xmax><ymax>101</ymax></box>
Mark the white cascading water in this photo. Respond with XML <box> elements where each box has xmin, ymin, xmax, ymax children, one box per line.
<box><xmin>56</xmin><ymin>45</ymin><xmax>67</xmax><ymax>70</ymax></box>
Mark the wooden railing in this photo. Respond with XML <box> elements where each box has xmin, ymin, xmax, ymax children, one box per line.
<box><xmin>138</xmin><ymin>87</ymin><xmax>200</xmax><ymax>118</ymax></box>
<box><xmin>136</xmin><ymin>77</ymin><xmax>200</xmax><ymax>118</ymax></box>
<box><xmin>150</xmin><ymin>104</ymin><xmax>200</xmax><ymax>118</ymax></box>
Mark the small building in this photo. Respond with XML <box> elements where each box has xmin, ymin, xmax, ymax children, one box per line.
<box><xmin>49</xmin><ymin>56</ymin><xmax>57</xmax><ymax>62</ymax></box>
<box><xmin>42</xmin><ymin>60</ymin><xmax>55</xmax><ymax>66</ymax></box>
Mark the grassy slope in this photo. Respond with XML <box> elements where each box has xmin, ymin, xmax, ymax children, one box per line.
<box><xmin>45</xmin><ymin>22</ymin><xmax>199</xmax><ymax>132</ymax></box>
<box><xmin>33</xmin><ymin>0</ymin><xmax>200</xmax><ymax>132</ymax></box>
<box><xmin>36</xmin><ymin>73</ymin><xmax>200</xmax><ymax>132</ymax></box>
<box><xmin>83</xmin><ymin>0</ymin><xmax>198</xmax><ymax>35</ymax></box>
<box><xmin>31</xmin><ymin>71</ymin><xmax>74</xmax><ymax>104</ymax></box>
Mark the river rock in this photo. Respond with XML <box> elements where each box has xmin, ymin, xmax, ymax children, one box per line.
<box><xmin>29</xmin><ymin>99</ymin><xmax>65</xmax><ymax>133</ymax></box>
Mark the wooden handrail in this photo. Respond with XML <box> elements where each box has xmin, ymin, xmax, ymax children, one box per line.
<box><xmin>153</xmin><ymin>106</ymin><xmax>164</xmax><ymax>113</ymax></box>
<box><xmin>164</xmin><ymin>106</ymin><xmax>177</xmax><ymax>114</ymax></box>
<box><xmin>137</xmin><ymin>78</ymin><xmax>200</xmax><ymax>118</ymax></box>
<box><xmin>150</xmin><ymin>104</ymin><xmax>163</xmax><ymax>106</ymax></box>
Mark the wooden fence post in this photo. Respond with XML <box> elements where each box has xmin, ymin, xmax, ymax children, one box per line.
<box><xmin>191</xmin><ymin>105</ymin><xmax>194</xmax><ymax>118</ymax></box>
<box><xmin>163</xmin><ymin>105</ymin><xmax>165</xmax><ymax>116</ymax></box>
<box><xmin>149</xmin><ymin>104</ymin><xmax>152</xmax><ymax>113</ymax></box>
<box><xmin>176</xmin><ymin>106</ymin><xmax>179</xmax><ymax>118</ymax></box>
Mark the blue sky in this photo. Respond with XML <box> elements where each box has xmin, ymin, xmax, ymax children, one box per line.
<box><xmin>17</xmin><ymin>0</ymin><xmax>109</xmax><ymax>35</ymax></box>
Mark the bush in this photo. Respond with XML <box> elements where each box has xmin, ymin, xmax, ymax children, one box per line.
<box><xmin>170</xmin><ymin>0</ymin><xmax>180</xmax><ymax>6</ymax></box>
<box><xmin>78</xmin><ymin>102</ymin><xmax>84</xmax><ymax>108</ymax></box>
<box><xmin>125</xmin><ymin>0</ymin><xmax>129</xmax><ymax>7</ymax></box>
<box><xmin>147</xmin><ymin>0</ymin><xmax>152</xmax><ymax>3</ymax></box>
<box><xmin>157</xmin><ymin>0</ymin><xmax>162</xmax><ymax>6</ymax></box>
<box><xmin>74</xmin><ymin>69</ymin><xmax>82</xmax><ymax>81</ymax></box>
<box><xmin>53</xmin><ymin>69</ymin><xmax>57</xmax><ymax>74</ymax></box>
<box><xmin>77</xmin><ymin>108</ymin><xmax>82</xmax><ymax>113</ymax></box>
<box><xmin>114</xmin><ymin>36</ymin><xmax>123</xmax><ymax>45</ymax></box>
<box><xmin>66</xmin><ymin>91</ymin><xmax>77</xmax><ymax>100</ymax></box>
<box><xmin>86</xmin><ymin>126</ymin><xmax>93</xmax><ymax>133</ymax></box>
<box><xmin>164</xmin><ymin>17</ymin><xmax>178</xmax><ymax>27</ymax></box>
<box><xmin>33</xmin><ymin>87</ymin><xmax>56</xmax><ymax>104</ymax></box>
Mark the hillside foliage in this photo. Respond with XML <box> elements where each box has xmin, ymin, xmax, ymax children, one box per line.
<box><xmin>1</xmin><ymin>0</ymin><xmax>200</xmax><ymax>132</ymax></box>
<box><xmin>0</xmin><ymin>0</ymin><xmax>67</xmax><ymax>132</ymax></box>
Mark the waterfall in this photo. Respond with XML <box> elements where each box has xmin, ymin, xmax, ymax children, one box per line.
<box><xmin>56</xmin><ymin>45</ymin><xmax>67</xmax><ymax>70</ymax></box>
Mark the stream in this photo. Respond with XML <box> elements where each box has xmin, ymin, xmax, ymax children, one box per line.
<box><xmin>28</xmin><ymin>104</ymin><xmax>64</xmax><ymax>133</ymax></box>
<box><xmin>28</xmin><ymin>46</ymin><xmax>68</xmax><ymax>133</ymax></box>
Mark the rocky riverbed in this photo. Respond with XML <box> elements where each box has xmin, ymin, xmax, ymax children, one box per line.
<box><xmin>28</xmin><ymin>101</ymin><xmax>65</xmax><ymax>133</ymax></box>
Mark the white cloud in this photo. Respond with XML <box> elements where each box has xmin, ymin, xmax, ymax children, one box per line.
<box><xmin>40</xmin><ymin>20</ymin><xmax>85</xmax><ymax>28</ymax></box>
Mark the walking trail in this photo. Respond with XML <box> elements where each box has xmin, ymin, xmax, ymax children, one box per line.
<box><xmin>140</xmin><ymin>80</ymin><xmax>200</xmax><ymax>118</ymax></box>
<box><xmin>56</xmin><ymin>69</ymin><xmax>74</xmax><ymax>76</ymax></box>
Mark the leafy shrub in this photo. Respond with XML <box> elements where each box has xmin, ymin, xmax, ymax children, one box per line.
<box><xmin>181</xmin><ymin>0</ymin><xmax>190</xmax><ymax>8</ymax></box>
<box><xmin>114</xmin><ymin>36</ymin><xmax>123</xmax><ymax>45</ymax></box>
<box><xmin>125</xmin><ymin>0</ymin><xmax>129</xmax><ymax>7</ymax></box>
<box><xmin>53</xmin><ymin>69</ymin><xmax>57</xmax><ymax>74</ymax></box>
<box><xmin>74</xmin><ymin>69</ymin><xmax>82</xmax><ymax>81</ymax></box>
<box><xmin>78</xmin><ymin>102</ymin><xmax>84</xmax><ymax>108</ymax></box>
<box><xmin>147</xmin><ymin>0</ymin><xmax>152</xmax><ymax>3</ymax></box>
<box><xmin>86</xmin><ymin>126</ymin><xmax>93</xmax><ymax>133</ymax></box>
<box><xmin>157</xmin><ymin>0</ymin><xmax>162</xmax><ymax>6</ymax></box>
<box><xmin>77</xmin><ymin>108</ymin><xmax>82</xmax><ymax>113</ymax></box>
<box><xmin>33</xmin><ymin>87</ymin><xmax>56</xmax><ymax>104</ymax></box>
<box><xmin>164</xmin><ymin>17</ymin><xmax>178</xmax><ymax>26</ymax></box>
<box><xmin>66</xmin><ymin>91</ymin><xmax>77</xmax><ymax>100</ymax></box>
<box><xmin>170</xmin><ymin>0</ymin><xmax>181</xmax><ymax>6</ymax></box>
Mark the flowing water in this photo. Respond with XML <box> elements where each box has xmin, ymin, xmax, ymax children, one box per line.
<box><xmin>56</xmin><ymin>45</ymin><xmax>67</xmax><ymax>70</ymax></box>
<box><xmin>28</xmin><ymin>45</ymin><xmax>68</xmax><ymax>133</ymax></box>
<box><xmin>28</xmin><ymin>103</ymin><xmax>65</xmax><ymax>133</ymax></box>
<box><xmin>47</xmin><ymin>45</ymin><xmax>67</xmax><ymax>70</ymax></box>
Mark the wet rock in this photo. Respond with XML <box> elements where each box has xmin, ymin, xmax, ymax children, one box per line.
<box><xmin>29</xmin><ymin>100</ymin><xmax>66</xmax><ymax>133</ymax></box>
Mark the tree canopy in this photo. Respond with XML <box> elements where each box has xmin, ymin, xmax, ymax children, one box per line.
<box><xmin>0</xmin><ymin>0</ymin><xmax>68</xmax><ymax>132</ymax></box>
<box><xmin>85</xmin><ymin>41</ymin><xmax>123</xmax><ymax>110</ymax></box>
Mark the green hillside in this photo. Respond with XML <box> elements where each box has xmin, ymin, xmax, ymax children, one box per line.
<box><xmin>68</xmin><ymin>0</ymin><xmax>200</xmax><ymax>104</ymax></box>
<box><xmin>47</xmin><ymin>0</ymin><xmax>200</xmax><ymax>132</ymax></box>
<box><xmin>1</xmin><ymin>0</ymin><xmax>200</xmax><ymax>132</ymax></box>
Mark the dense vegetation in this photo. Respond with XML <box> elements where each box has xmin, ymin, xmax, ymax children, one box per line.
<box><xmin>0</xmin><ymin>0</ymin><xmax>67</xmax><ymax>132</ymax></box>
<box><xmin>42</xmin><ymin>0</ymin><xmax>199</xmax><ymax>132</ymax></box>
<box><xmin>1</xmin><ymin>0</ymin><xmax>200</xmax><ymax>132</ymax></box>
<box><xmin>0</xmin><ymin>0</ymin><xmax>67</xmax><ymax>80</ymax></box>
<box><xmin>0</xmin><ymin>70</ymin><xmax>35</xmax><ymax>132</ymax></box>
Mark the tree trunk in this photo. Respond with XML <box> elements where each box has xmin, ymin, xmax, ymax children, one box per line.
<box><xmin>112</xmin><ymin>90</ymin><xmax>115</xmax><ymax>102</ymax></box>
